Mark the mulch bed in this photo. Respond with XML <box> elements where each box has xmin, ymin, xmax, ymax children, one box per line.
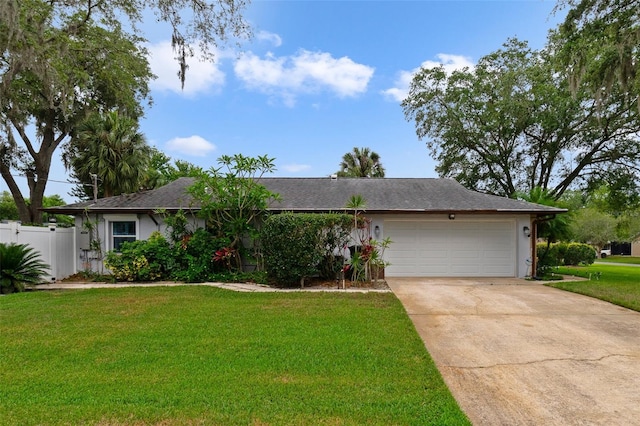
<box><xmin>301</xmin><ymin>277</ymin><xmax>390</xmax><ymax>290</ymax></box>
<box><xmin>59</xmin><ymin>273</ymin><xmax>390</xmax><ymax>291</ymax></box>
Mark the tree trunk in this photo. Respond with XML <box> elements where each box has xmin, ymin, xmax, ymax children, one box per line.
<box><xmin>0</xmin><ymin>117</ymin><xmax>65</xmax><ymax>224</ymax></box>
<box><xmin>0</xmin><ymin>160</ymin><xmax>31</xmax><ymax>222</ymax></box>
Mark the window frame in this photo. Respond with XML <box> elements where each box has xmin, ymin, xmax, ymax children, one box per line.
<box><xmin>107</xmin><ymin>216</ymin><xmax>139</xmax><ymax>252</ymax></box>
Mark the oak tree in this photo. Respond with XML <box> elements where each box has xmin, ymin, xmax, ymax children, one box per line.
<box><xmin>0</xmin><ymin>0</ymin><xmax>250</xmax><ymax>223</ymax></box>
<box><xmin>403</xmin><ymin>39</ymin><xmax>640</xmax><ymax>199</ymax></box>
<box><xmin>554</xmin><ymin>0</ymin><xmax>639</xmax><ymax>105</ymax></box>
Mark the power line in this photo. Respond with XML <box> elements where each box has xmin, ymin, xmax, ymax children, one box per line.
<box><xmin>5</xmin><ymin>173</ymin><xmax>82</xmax><ymax>186</ymax></box>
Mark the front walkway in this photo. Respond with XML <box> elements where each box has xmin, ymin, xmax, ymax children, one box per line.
<box><xmin>388</xmin><ymin>277</ymin><xmax>640</xmax><ymax>426</ymax></box>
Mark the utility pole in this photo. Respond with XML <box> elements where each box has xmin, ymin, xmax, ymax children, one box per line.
<box><xmin>90</xmin><ymin>173</ymin><xmax>98</xmax><ymax>202</ymax></box>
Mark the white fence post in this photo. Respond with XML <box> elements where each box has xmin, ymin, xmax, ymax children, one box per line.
<box><xmin>48</xmin><ymin>220</ymin><xmax>57</xmax><ymax>282</ymax></box>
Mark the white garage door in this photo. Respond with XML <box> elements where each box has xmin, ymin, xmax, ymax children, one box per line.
<box><xmin>384</xmin><ymin>220</ymin><xmax>516</xmax><ymax>277</ymax></box>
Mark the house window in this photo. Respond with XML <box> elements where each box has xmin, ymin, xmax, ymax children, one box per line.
<box><xmin>112</xmin><ymin>221</ymin><xmax>136</xmax><ymax>251</ymax></box>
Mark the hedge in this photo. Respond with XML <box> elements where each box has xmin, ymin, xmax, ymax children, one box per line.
<box><xmin>537</xmin><ymin>242</ymin><xmax>596</xmax><ymax>271</ymax></box>
<box><xmin>261</xmin><ymin>213</ymin><xmax>353</xmax><ymax>286</ymax></box>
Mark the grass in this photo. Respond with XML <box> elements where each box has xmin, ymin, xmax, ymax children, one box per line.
<box><xmin>550</xmin><ymin>264</ymin><xmax>640</xmax><ymax>312</ymax></box>
<box><xmin>596</xmin><ymin>255</ymin><xmax>640</xmax><ymax>265</ymax></box>
<box><xmin>0</xmin><ymin>287</ymin><xmax>469</xmax><ymax>426</ymax></box>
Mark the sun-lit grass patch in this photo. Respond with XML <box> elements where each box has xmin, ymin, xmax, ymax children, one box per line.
<box><xmin>552</xmin><ymin>264</ymin><xmax>640</xmax><ymax>312</ymax></box>
<box><xmin>596</xmin><ymin>255</ymin><xmax>640</xmax><ymax>265</ymax></box>
<box><xmin>0</xmin><ymin>287</ymin><xmax>469</xmax><ymax>425</ymax></box>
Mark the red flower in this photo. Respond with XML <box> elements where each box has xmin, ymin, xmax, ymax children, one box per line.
<box><xmin>213</xmin><ymin>247</ymin><xmax>235</xmax><ymax>263</ymax></box>
<box><xmin>180</xmin><ymin>234</ymin><xmax>192</xmax><ymax>250</ymax></box>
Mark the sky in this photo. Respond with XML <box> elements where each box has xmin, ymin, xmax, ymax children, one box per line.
<box><xmin>3</xmin><ymin>0</ymin><xmax>567</xmax><ymax>203</ymax></box>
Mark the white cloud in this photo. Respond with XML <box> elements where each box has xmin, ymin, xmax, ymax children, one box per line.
<box><xmin>257</xmin><ymin>30</ymin><xmax>282</xmax><ymax>47</ymax></box>
<box><xmin>147</xmin><ymin>41</ymin><xmax>225</xmax><ymax>97</ymax></box>
<box><xmin>281</xmin><ymin>163</ymin><xmax>311</xmax><ymax>173</ymax></box>
<box><xmin>234</xmin><ymin>49</ymin><xmax>374</xmax><ymax>105</ymax></box>
<box><xmin>383</xmin><ymin>54</ymin><xmax>474</xmax><ymax>102</ymax></box>
<box><xmin>165</xmin><ymin>135</ymin><xmax>216</xmax><ymax>157</ymax></box>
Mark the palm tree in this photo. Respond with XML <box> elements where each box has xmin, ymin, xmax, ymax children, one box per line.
<box><xmin>337</xmin><ymin>147</ymin><xmax>385</xmax><ymax>178</ymax></box>
<box><xmin>0</xmin><ymin>243</ymin><xmax>49</xmax><ymax>293</ymax></box>
<box><xmin>66</xmin><ymin>111</ymin><xmax>150</xmax><ymax>199</ymax></box>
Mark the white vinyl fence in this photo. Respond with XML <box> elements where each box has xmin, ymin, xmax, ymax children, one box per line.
<box><xmin>0</xmin><ymin>222</ymin><xmax>76</xmax><ymax>282</ymax></box>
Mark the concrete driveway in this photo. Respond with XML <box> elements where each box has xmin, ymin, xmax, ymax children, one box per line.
<box><xmin>388</xmin><ymin>278</ymin><xmax>640</xmax><ymax>426</ymax></box>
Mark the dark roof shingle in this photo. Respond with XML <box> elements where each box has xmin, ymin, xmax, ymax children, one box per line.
<box><xmin>45</xmin><ymin>177</ymin><xmax>565</xmax><ymax>215</ymax></box>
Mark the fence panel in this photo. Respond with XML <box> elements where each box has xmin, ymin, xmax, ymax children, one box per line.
<box><xmin>0</xmin><ymin>222</ymin><xmax>76</xmax><ymax>281</ymax></box>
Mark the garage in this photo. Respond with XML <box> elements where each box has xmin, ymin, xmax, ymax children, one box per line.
<box><xmin>384</xmin><ymin>219</ymin><xmax>516</xmax><ymax>277</ymax></box>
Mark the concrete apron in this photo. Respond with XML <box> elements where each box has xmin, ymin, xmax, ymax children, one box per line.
<box><xmin>387</xmin><ymin>277</ymin><xmax>640</xmax><ymax>426</ymax></box>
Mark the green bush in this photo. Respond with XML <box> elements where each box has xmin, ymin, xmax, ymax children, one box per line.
<box><xmin>104</xmin><ymin>232</ymin><xmax>173</xmax><ymax>281</ymax></box>
<box><xmin>564</xmin><ymin>242</ymin><xmax>596</xmax><ymax>266</ymax></box>
<box><xmin>105</xmin><ymin>229</ymin><xmax>233</xmax><ymax>283</ymax></box>
<box><xmin>537</xmin><ymin>243</ymin><xmax>560</xmax><ymax>270</ymax></box>
<box><xmin>0</xmin><ymin>243</ymin><xmax>49</xmax><ymax>293</ymax></box>
<box><xmin>261</xmin><ymin>213</ymin><xmax>352</xmax><ymax>286</ymax></box>
<box><xmin>536</xmin><ymin>242</ymin><xmax>596</xmax><ymax>272</ymax></box>
<box><xmin>170</xmin><ymin>229</ymin><xmax>230</xmax><ymax>282</ymax></box>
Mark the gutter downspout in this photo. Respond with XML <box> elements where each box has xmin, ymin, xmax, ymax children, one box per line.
<box><xmin>148</xmin><ymin>213</ymin><xmax>160</xmax><ymax>231</ymax></box>
<box><xmin>531</xmin><ymin>214</ymin><xmax>557</xmax><ymax>279</ymax></box>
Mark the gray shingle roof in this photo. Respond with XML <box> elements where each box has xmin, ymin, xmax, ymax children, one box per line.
<box><xmin>45</xmin><ymin>177</ymin><xmax>565</xmax><ymax>215</ymax></box>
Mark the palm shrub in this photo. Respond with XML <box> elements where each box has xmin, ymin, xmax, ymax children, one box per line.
<box><xmin>0</xmin><ymin>243</ymin><xmax>49</xmax><ymax>293</ymax></box>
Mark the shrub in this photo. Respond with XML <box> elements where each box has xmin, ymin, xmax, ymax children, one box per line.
<box><xmin>104</xmin><ymin>229</ymin><xmax>237</xmax><ymax>283</ymax></box>
<box><xmin>261</xmin><ymin>213</ymin><xmax>352</xmax><ymax>286</ymax></box>
<box><xmin>104</xmin><ymin>232</ymin><xmax>173</xmax><ymax>281</ymax></box>
<box><xmin>0</xmin><ymin>243</ymin><xmax>49</xmax><ymax>293</ymax></box>
<box><xmin>564</xmin><ymin>242</ymin><xmax>596</xmax><ymax>266</ymax></box>
<box><xmin>171</xmin><ymin>229</ymin><xmax>230</xmax><ymax>282</ymax></box>
<box><xmin>537</xmin><ymin>243</ymin><xmax>561</xmax><ymax>270</ymax></box>
<box><xmin>536</xmin><ymin>242</ymin><xmax>596</xmax><ymax>273</ymax></box>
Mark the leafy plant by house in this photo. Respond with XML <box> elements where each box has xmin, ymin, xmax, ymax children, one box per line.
<box><xmin>188</xmin><ymin>154</ymin><xmax>280</xmax><ymax>272</ymax></box>
<box><xmin>343</xmin><ymin>195</ymin><xmax>392</xmax><ymax>284</ymax></box>
<box><xmin>0</xmin><ymin>243</ymin><xmax>49</xmax><ymax>293</ymax></box>
<box><xmin>81</xmin><ymin>211</ymin><xmax>104</xmax><ymax>274</ymax></box>
<box><xmin>369</xmin><ymin>237</ymin><xmax>393</xmax><ymax>283</ymax></box>
<box><xmin>103</xmin><ymin>229</ymin><xmax>237</xmax><ymax>283</ymax></box>
<box><xmin>261</xmin><ymin>213</ymin><xmax>352</xmax><ymax>286</ymax></box>
<box><xmin>160</xmin><ymin>209</ymin><xmax>195</xmax><ymax>246</ymax></box>
<box><xmin>104</xmin><ymin>232</ymin><xmax>173</xmax><ymax>281</ymax></box>
<box><xmin>172</xmin><ymin>229</ymin><xmax>231</xmax><ymax>282</ymax></box>
<box><xmin>213</xmin><ymin>247</ymin><xmax>237</xmax><ymax>272</ymax></box>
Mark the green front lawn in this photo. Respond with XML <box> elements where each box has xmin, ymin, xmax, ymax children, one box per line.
<box><xmin>0</xmin><ymin>287</ymin><xmax>469</xmax><ymax>426</ymax></box>
<box><xmin>551</xmin><ymin>264</ymin><xmax>640</xmax><ymax>312</ymax></box>
<box><xmin>596</xmin><ymin>255</ymin><xmax>640</xmax><ymax>265</ymax></box>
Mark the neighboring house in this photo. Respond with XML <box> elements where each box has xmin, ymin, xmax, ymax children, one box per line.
<box><xmin>630</xmin><ymin>239</ymin><xmax>640</xmax><ymax>257</ymax></box>
<box><xmin>45</xmin><ymin>176</ymin><xmax>565</xmax><ymax>278</ymax></box>
<box><xmin>601</xmin><ymin>242</ymin><xmax>632</xmax><ymax>258</ymax></box>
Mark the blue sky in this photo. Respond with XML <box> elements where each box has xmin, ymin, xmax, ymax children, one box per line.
<box><xmin>5</xmin><ymin>0</ymin><xmax>566</xmax><ymax>202</ymax></box>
